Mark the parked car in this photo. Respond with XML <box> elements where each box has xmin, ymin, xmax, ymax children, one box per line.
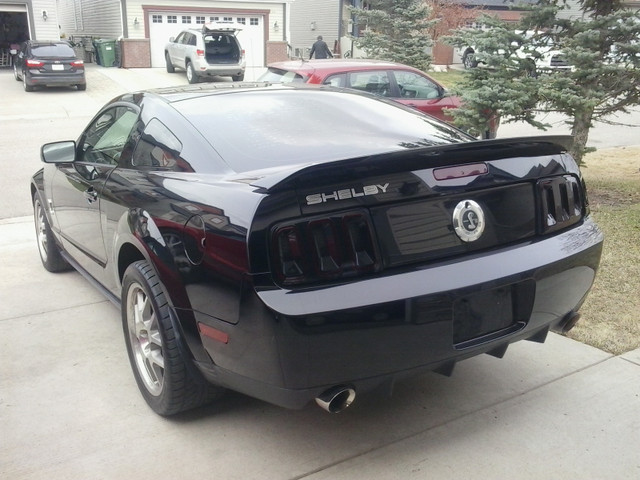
<box><xmin>31</xmin><ymin>83</ymin><xmax>603</xmax><ymax>416</ymax></box>
<box><xmin>13</xmin><ymin>40</ymin><xmax>86</xmax><ymax>92</ymax></box>
<box><xmin>258</xmin><ymin>59</ymin><xmax>461</xmax><ymax>123</ymax></box>
<box><xmin>165</xmin><ymin>23</ymin><xmax>245</xmax><ymax>83</ymax></box>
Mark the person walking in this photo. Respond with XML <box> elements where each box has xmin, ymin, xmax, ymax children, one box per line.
<box><xmin>309</xmin><ymin>36</ymin><xmax>333</xmax><ymax>59</ymax></box>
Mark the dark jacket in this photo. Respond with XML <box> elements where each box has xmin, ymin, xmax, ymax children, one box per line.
<box><xmin>309</xmin><ymin>39</ymin><xmax>333</xmax><ymax>59</ymax></box>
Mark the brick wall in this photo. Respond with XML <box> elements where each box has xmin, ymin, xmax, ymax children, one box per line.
<box><xmin>266</xmin><ymin>41</ymin><xmax>288</xmax><ymax>64</ymax></box>
<box><xmin>120</xmin><ymin>39</ymin><xmax>151</xmax><ymax>68</ymax></box>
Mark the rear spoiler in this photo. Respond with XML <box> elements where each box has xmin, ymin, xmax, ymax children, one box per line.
<box><xmin>246</xmin><ymin>135</ymin><xmax>574</xmax><ymax>193</ymax></box>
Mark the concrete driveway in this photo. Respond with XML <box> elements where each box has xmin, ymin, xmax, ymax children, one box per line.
<box><xmin>1</xmin><ymin>64</ymin><xmax>639</xmax><ymax>479</ymax></box>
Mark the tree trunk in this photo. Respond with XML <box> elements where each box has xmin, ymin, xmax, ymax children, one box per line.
<box><xmin>570</xmin><ymin>108</ymin><xmax>593</xmax><ymax>164</ymax></box>
<box><xmin>483</xmin><ymin>113</ymin><xmax>500</xmax><ymax>139</ymax></box>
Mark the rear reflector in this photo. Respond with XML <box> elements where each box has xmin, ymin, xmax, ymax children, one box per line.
<box><xmin>198</xmin><ymin>323</ymin><xmax>229</xmax><ymax>344</ymax></box>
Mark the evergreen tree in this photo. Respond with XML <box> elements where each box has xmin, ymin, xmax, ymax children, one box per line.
<box><xmin>523</xmin><ymin>0</ymin><xmax>640</xmax><ymax>163</ymax></box>
<box><xmin>445</xmin><ymin>14</ymin><xmax>544</xmax><ymax>138</ymax></box>
<box><xmin>349</xmin><ymin>0</ymin><xmax>436</xmax><ymax>72</ymax></box>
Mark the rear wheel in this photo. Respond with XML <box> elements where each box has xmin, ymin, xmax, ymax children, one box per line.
<box><xmin>33</xmin><ymin>194</ymin><xmax>71</xmax><ymax>272</ymax></box>
<box><xmin>23</xmin><ymin>73</ymin><xmax>34</xmax><ymax>92</ymax></box>
<box><xmin>77</xmin><ymin>84</ymin><xmax>87</xmax><ymax>91</ymax></box>
<box><xmin>463</xmin><ymin>50</ymin><xmax>477</xmax><ymax>69</ymax></box>
<box><xmin>186</xmin><ymin>61</ymin><xmax>198</xmax><ymax>84</ymax></box>
<box><xmin>122</xmin><ymin>261</ymin><xmax>224</xmax><ymax>415</ymax></box>
<box><xmin>13</xmin><ymin>64</ymin><xmax>20</xmax><ymax>81</ymax></box>
<box><xmin>232</xmin><ymin>73</ymin><xmax>244</xmax><ymax>82</ymax></box>
<box><xmin>165</xmin><ymin>52</ymin><xmax>175</xmax><ymax>73</ymax></box>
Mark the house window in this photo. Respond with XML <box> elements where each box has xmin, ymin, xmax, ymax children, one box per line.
<box><xmin>152</xmin><ymin>15</ymin><xmax>162</xmax><ymax>24</ymax></box>
<box><xmin>167</xmin><ymin>15</ymin><xmax>177</xmax><ymax>24</ymax></box>
<box><xmin>210</xmin><ymin>16</ymin><xmax>219</xmax><ymax>22</ymax></box>
<box><xmin>250</xmin><ymin>18</ymin><xmax>259</xmax><ymax>26</ymax></box>
<box><xmin>196</xmin><ymin>16</ymin><xmax>205</xmax><ymax>25</ymax></box>
<box><xmin>223</xmin><ymin>17</ymin><xmax>233</xmax><ymax>22</ymax></box>
<box><xmin>237</xmin><ymin>17</ymin><xmax>246</xmax><ymax>25</ymax></box>
<box><xmin>182</xmin><ymin>16</ymin><xmax>192</xmax><ymax>24</ymax></box>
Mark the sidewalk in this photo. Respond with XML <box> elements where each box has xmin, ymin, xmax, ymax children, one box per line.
<box><xmin>1</xmin><ymin>215</ymin><xmax>639</xmax><ymax>479</ymax></box>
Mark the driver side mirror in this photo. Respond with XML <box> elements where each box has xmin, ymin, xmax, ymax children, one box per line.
<box><xmin>41</xmin><ymin>141</ymin><xmax>76</xmax><ymax>164</ymax></box>
<box><xmin>169</xmin><ymin>37</ymin><xmax>175</xmax><ymax>43</ymax></box>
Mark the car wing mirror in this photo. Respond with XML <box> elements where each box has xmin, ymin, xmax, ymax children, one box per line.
<box><xmin>41</xmin><ymin>141</ymin><xmax>77</xmax><ymax>164</ymax></box>
<box><xmin>169</xmin><ymin>37</ymin><xmax>175</xmax><ymax>43</ymax></box>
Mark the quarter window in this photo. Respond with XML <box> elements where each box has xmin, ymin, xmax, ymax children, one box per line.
<box><xmin>131</xmin><ymin>118</ymin><xmax>189</xmax><ymax>171</ymax></box>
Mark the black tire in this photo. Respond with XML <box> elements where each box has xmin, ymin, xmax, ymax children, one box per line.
<box><xmin>122</xmin><ymin>260</ymin><xmax>224</xmax><ymax>415</ymax></box>
<box><xmin>463</xmin><ymin>50</ymin><xmax>478</xmax><ymax>69</ymax></box>
<box><xmin>231</xmin><ymin>73</ymin><xmax>244</xmax><ymax>82</ymax></box>
<box><xmin>165</xmin><ymin>53</ymin><xmax>175</xmax><ymax>73</ymax></box>
<box><xmin>23</xmin><ymin>73</ymin><xmax>34</xmax><ymax>92</ymax></box>
<box><xmin>34</xmin><ymin>193</ymin><xmax>71</xmax><ymax>272</ymax></box>
<box><xmin>13</xmin><ymin>64</ymin><xmax>20</xmax><ymax>81</ymax></box>
<box><xmin>77</xmin><ymin>84</ymin><xmax>87</xmax><ymax>91</ymax></box>
<box><xmin>186</xmin><ymin>61</ymin><xmax>198</xmax><ymax>84</ymax></box>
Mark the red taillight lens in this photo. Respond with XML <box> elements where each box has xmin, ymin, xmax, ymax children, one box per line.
<box><xmin>71</xmin><ymin>60</ymin><xmax>84</xmax><ymax>67</ymax></box>
<box><xmin>26</xmin><ymin>59</ymin><xmax>44</xmax><ymax>68</ymax></box>
<box><xmin>272</xmin><ymin>212</ymin><xmax>380</xmax><ymax>286</ymax></box>
<box><xmin>196</xmin><ymin>49</ymin><xmax>205</xmax><ymax>57</ymax></box>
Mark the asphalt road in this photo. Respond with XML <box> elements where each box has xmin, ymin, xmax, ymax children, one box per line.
<box><xmin>1</xmin><ymin>64</ymin><xmax>639</xmax><ymax>480</ymax></box>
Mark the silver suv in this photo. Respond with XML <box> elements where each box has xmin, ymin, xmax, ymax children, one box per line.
<box><xmin>165</xmin><ymin>23</ymin><xmax>245</xmax><ymax>83</ymax></box>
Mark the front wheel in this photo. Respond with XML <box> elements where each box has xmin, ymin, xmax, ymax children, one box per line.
<box><xmin>34</xmin><ymin>194</ymin><xmax>71</xmax><ymax>272</ymax></box>
<box><xmin>186</xmin><ymin>61</ymin><xmax>198</xmax><ymax>84</ymax></box>
<box><xmin>122</xmin><ymin>261</ymin><xmax>224</xmax><ymax>415</ymax></box>
<box><xmin>165</xmin><ymin>52</ymin><xmax>175</xmax><ymax>73</ymax></box>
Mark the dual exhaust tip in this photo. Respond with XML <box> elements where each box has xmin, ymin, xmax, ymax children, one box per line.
<box><xmin>315</xmin><ymin>385</ymin><xmax>356</xmax><ymax>413</ymax></box>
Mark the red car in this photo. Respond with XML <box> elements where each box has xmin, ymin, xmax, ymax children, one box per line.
<box><xmin>258</xmin><ymin>59</ymin><xmax>461</xmax><ymax>123</ymax></box>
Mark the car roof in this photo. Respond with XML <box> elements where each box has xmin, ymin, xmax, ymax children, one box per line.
<box><xmin>265</xmin><ymin>59</ymin><xmax>425</xmax><ymax>75</ymax></box>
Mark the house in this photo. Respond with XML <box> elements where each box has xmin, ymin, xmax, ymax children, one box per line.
<box><xmin>0</xmin><ymin>0</ymin><xmax>59</xmax><ymax>66</ymax></box>
<box><xmin>54</xmin><ymin>0</ymin><xmax>294</xmax><ymax>68</ymax></box>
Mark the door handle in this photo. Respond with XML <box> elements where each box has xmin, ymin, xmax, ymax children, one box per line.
<box><xmin>84</xmin><ymin>188</ymin><xmax>98</xmax><ymax>203</ymax></box>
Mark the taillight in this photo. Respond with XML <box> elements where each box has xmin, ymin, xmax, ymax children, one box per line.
<box><xmin>196</xmin><ymin>49</ymin><xmax>205</xmax><ymax>57</ymax></box>
<box><xmin>241</xmin><ymin>49</ymin><xmax>245</xmax><ymax>60</ymax></box>
<box><xmin>26</xmin><ymin>59</ymin><xmax>44</xmax><ymax>68</ymax></box>
<box><xmin>71</xmin><ymin>60</ymin><xmax>84</xmax><ymax>67</ymax></box>
<box><xmin>272</xmin><ymin>212</ymin><xmax>380</xmax><ymax>286</ymax></box>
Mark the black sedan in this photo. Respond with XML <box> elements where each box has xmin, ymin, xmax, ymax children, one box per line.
<box><xmin>31</xmin><ymin>83</ymin><xmax>603</xmax><ymax>416</ymax></box>
<box><xmin>13</xmin><ymin>40</ymin><xmax>86</xmax><ymax>92</ymax></box>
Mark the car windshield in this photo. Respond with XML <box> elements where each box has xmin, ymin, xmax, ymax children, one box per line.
<box><xmin>174</xmin><ymin>89</ymin><xmax>470</xmax><ymax>173</ymax></box>
<box><xmin>258</xmin><ymin>68</ymin><xmax>306</xmax><ymax>84</ymax></box>
<box><xmin>31</xmin><ymin>43</ymin><xmax>75</xmax><ymax>58</ymax></box>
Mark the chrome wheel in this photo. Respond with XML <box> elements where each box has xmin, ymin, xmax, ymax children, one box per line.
<box><xmin>35</xmin><ymin>199</ymin><xmax>49</xmax><ymax>263</ymax></box>
<box><xmin>126</xmin><ymin>282</ymin><xmax>164</xmax><ymax>396</ymax></box>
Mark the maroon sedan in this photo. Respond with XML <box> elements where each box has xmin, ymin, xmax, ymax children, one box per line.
<box><xmin>258</xmin><ymin>59</ymin><xmax>460</xmax><ymax>122</ymax></box>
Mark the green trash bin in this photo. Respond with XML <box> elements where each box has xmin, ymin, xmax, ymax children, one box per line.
<box><xmin>93</xmin><ymin>39</ymin><xmax>117</xmax><ymax>67</ymax></box>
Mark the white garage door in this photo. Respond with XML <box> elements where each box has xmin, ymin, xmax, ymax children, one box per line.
<box><xmin>148</xmin><ymin>12</ymin><xmax>265</xmax><ymax>69</ymax></box>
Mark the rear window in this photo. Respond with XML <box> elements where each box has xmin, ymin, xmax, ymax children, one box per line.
<box><xmin>258</xmin><ymin>68</ymin><xmax>306</xmax><ymax>84</ymax></box>
<box><xmin>174</xmin><ymin>89</ymin><xmax>470</xmax><ymax>173</ymax></box>
<box><xmin>31</xmin><ymin>43</ymin><xmax>75</xmax><ymax>58</ymax></box>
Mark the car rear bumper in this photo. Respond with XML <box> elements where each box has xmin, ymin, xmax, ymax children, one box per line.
<box><xmin>194</xmin><ymin>218</ymin><xmax>603</xmax><ymax>409</ymax></box>
<box><xmin>26</xmin><ymin>71</ymin><xmax>86</xmax><ymax>86</ymax></box>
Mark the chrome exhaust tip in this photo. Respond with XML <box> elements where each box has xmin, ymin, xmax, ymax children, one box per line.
<box><xmin>315</xmin><ymin>386</ymin><xmax>356</xmax><ymax>413</ymax></box>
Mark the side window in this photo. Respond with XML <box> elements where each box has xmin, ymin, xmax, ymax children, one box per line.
<box><xmin>80</xmin><ymin>106</ymin><xmax>138</xmax><ymax>165</ymax></box>
<box><xmin>393</xmin><ymin>71</ymin><xmax>441</xmax><ymax>99</ymax></box>
<box><xmin>131</xmin><ymin>118</ymin><xmax>191</xmax><ymax>172</ymax></box>
<box><xmin>347</xmin><ymin>70</ymin><xmax>391</xmax><ymax>97</ymax></box>
<box><xmin>175</xmin><ymin>32</ymin><xmax>187</xmax><ymax>44</ymax></box>
<box><xmin>188</xmin><ymin>33</ymin><xmax>197</xmax><ymax>46</ymax></box>
<box><xmin>323</xmin><ymin>73</ymin><xmax>347</xmax><ymax>88</ymax></box>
